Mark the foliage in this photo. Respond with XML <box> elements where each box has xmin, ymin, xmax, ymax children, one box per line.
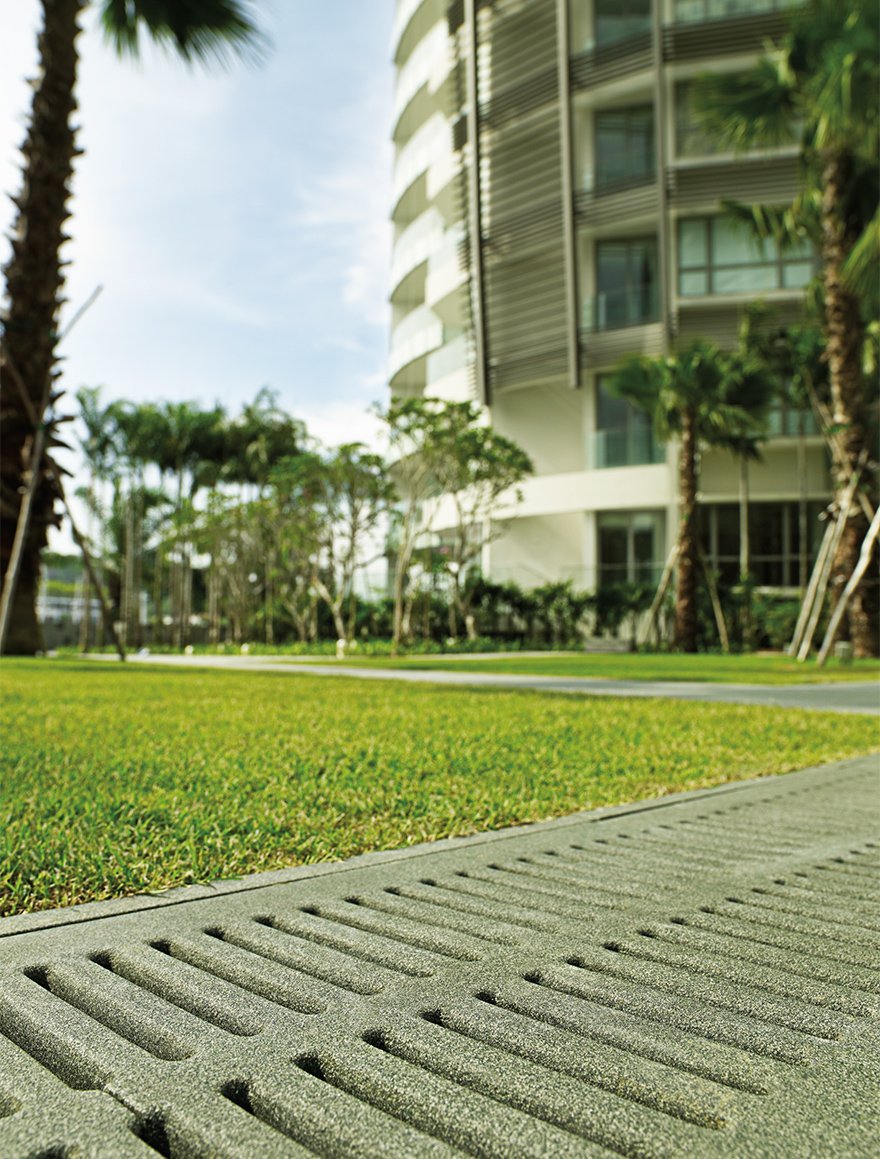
<box><xmin>1</xmin><ymin>0</ymin><xmax>264</xmax><ymax>654</ymax></box>
<box><xmin>1</xmin><ymin>660</ymin><xmax>876</xmax><ymax>914</ymax></box>
<box><xmin>606</xmin><ymin>341</ymin><xmax>776</xmax><ymax>653</ymax></box>
<box><xmin>694</xmin><ymin>0</ymin><xmax>880</xmax><ymax>655</ymax></box>
<box><xmin>377</xmin><ymin>398</ymin><xmax>532</xmax><ymax>650</ymax></box>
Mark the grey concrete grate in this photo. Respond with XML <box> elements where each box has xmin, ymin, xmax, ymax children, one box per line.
<box><xmin>0</xmin><ymin>756</ymin><xmax>877</xmax><ymax>1157</ymax></box>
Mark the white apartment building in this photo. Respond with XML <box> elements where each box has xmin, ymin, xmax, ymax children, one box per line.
<box><xmin>389</xmin><ymin>0</ymin><xmax>827</xmax><ymax>591</ymax></box>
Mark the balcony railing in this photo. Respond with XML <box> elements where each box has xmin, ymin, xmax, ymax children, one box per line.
<box><xmin>587</xmin><ymin>425</ymin><xmax>665</xmax><ymax>470</ymax></box>
<box><xmin>582</xmin><ymin>287</ymin><xmax>660</xmax><ymax>332</ymax></box>
<box><xmin>673</xmin><ymin>0</ymin><xmax>799</xmax><ymax>24</ymax></box>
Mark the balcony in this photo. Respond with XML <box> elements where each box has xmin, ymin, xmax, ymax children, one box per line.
<box><xmin>672</xmin><ymin>0</ymin><xmax>799</xmax><ymax>24</ymax></box>
<box><xmin>582</xmin><ymin>285</ymin><xmax>660</xmax><ymax>333</ymax></box>
<box><xmin>587</xmin><ymin>424</ymin><xmax>665</xmax><ymax>470</ymax></box>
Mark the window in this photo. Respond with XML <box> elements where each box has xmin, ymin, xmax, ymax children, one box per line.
<box><xmin>591</xmin><ymin>379</ymin><xmax>665</xmax><ymax>468</ymax></box>
<box><xmin>675</xmin><ymin>80</ymin><xmax>797</xmax><ymax>158</ymax></box>
<box><xmin>766</xmin><ymin>397</ymin><xmax>821</xmax><ymax>439</ymax></box>
<box><xmin>674</xmin><ymin>0</ymin><xmax>798</xmax><ymax>25</ymax></box>
<box><xmin>675</xmin><ymin>82</ymin><xmax>720</xmax><ymax>158</ymax></box>
<box><xmin>594</xmin><ymin>237</ymin><xmax>660</xmax><ymax>329</ymax></box>
<box><xmin>595</xmin><ymin>0</ymin><xmax>652</xmax><ymax>47</ymax></box>
<box><xmin>701</xmin><ymin>500</ymin><xmax>825</xmax><ymax>587</ymax></box>
<box><xmin>598</xmin><ymin>511</ymin><xmax>664</xmax><ymax>586</ymax></box>
<box><xmin>595</xmin><ymin>106</ymin><xmax>655</xmax><ymax>191</ymax></box>
<box><xmin>678</xmin><ymin>217</ymin><xmax>814</xmax><ymax>297</ymax></box>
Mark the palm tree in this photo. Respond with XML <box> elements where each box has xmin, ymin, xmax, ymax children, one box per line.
<box><xmin>695</xmin><ymin>0</ymin><xmax>879</xmax><ymax>655</ymax></box>
<box><xmin>0</xmin><ymin>1</ymin><xmax>262</xmax><ymax>654</ymax></box>
<box><xmin>606</xmin><ymin>341</ymin><xmax>774</xmax><ymax>653</ymax></box>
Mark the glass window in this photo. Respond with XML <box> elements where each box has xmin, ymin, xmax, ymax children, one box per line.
<box><xmin>593</xmin><ymin>379</ymin><xmax>664</xmax><ymax>469</ymax></box>
<box><xmin>678</xmin><ymin>216</ymin><xmax>815</xmax><ymax>297</ymax></box>
<box><xmin>701</xmin><ymin>500</ymin><xmax>825</xmax><ymax>587</ymax></box>
<box><xmin>674</xmin><ymin>0</ymin><xmax>798</xmax><ymax>25</ymax></box>
<box><xmin>595</xmin><ymin>106</ymin><xmax>655</xmax><ymax>192</ymax></box>
<box><xmin>598</xmin><ymin>510</ymin><xmax>664</xmax><ymax>586</ymax></box>
<box><xmin>675</xmin><ymin>82</ymin><xmax>719</xmax><ymax>157</ymax></box>
<box><xmin>596</xmin><ymin>0</ymin><xmax>652</xmax><ymax>47</ymax></box>
<box><xmin>596</xmin><ymin>237</ymin><xmax>660</xmax><ymax>329</ymax></box>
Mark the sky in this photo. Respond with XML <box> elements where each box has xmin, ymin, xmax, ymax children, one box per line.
<box><xmin>1</xmin><ymin>1</ymin><xmax>397</xmax><ymax>546</ymax></box>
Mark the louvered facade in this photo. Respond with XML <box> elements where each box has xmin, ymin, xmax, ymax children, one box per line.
<box><xmin>389</xmin><ymin>0</ymin><xmax>830</xmax><ymax>592</ymax></box>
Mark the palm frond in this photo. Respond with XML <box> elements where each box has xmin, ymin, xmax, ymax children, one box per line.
<box><xmin>841</xmin><ymin>208</ymin><xmax>880</xmax><ymax>320</ymax></box>
<box><xmin>693</xmin><ymin>56</ymin><xmax>799</xmax><ymax>153</ymax></box>
<box><xmin>101</xmin><ymin>0</ymin><xmax>267</xmax><ymax>67</ymax></box>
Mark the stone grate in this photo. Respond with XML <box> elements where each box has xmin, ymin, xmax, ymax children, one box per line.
<box><xmin>0</xmin><ymin>756</ymin><xmax>877</xmax><ymax>1157</ymax></box>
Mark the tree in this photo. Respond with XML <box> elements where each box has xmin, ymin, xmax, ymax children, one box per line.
<box><xmin>379</xmin><ymin>398</ymin><xmax>532</xmax><ymax>650</ymax></box>
<box><xmin>306</xmin><ymin>445</ymin><xmax>393</xmax><ymax>643</ymax></box>
<box><xmin>427</xmin><ymin>403</ymin><xmax>533</xmax><ymax>639</ymax></box>
<box><xmin>605</xmin><ymin>341</ymin><xmax>775</xmax><ymax>652</ymax></box>
<box><xmin>0</xmin><ymin>0</ymin><xmax>262</xmax><ymax>654</ymax></box>
<box><xmin>695</xmin><ymin>0</ymin><xmax>879</xmax><ymax>654</ymax></box>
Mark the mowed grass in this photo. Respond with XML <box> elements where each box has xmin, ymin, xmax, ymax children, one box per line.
<box><xmin>1</xmin><ymin>659</ymin><xmax>877</xmax><ymax>916</ymax></box>
<box><xmin>326</xmin><ymin>651</ymin><xmax>880</xmax><ymax>684</ymax></box>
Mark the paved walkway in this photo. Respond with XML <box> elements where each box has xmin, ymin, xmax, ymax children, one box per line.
<box><xmin>91</xmin><ymin>652</ymin><xmax>880</xmax><ymax>715</ymax></box>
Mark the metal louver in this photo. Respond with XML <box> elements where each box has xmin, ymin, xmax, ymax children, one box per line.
<box><xmin>0</xmin><ymin>754</ymin><xmax>877</xmax><ymax>1157</ymax></box>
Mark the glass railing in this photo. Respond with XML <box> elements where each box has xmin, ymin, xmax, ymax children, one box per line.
<box><xmin>582</xmin><ymin>287</ymin><xmax>660</xmax><ymax>332</ymax></box>
<box><xmin>766</xmin><ymin>405</ymin><xmax>821</xmax><ymax>438</ymax></box>
<box><xmin>674</xmin><ymin>0</ymin><xmax>799</xmax><ymax>24</ymax></box>
<box><xmin>426</xmin><ymin>332</ymin><xmax>470</xmax><ymax>382</ymax></box>
<box><xmin>587</xmin><ymin>425</ymin><xmax>665</xmax><ymax>469</ymax></box>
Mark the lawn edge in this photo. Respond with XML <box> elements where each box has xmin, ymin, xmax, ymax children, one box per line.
<box><xmin>3</xmin><ymin>754</ymin><xmax>875</xmax><ymax>937</ymax></box>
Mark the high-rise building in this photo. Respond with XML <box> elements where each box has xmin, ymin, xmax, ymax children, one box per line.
<box><xmin>389</xmin><ymin>0</ymin><xmax>827</xmax><ymax>592</ymax></box>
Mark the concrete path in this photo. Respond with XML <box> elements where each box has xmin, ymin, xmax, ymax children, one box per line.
<box><xmin>89</xmin><ymin>652</ymin><xmax>880</xmax><ymax>715</ymax></box>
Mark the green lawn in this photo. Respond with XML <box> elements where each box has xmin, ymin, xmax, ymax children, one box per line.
<box><xmin>323</xmin><ymin>651</ymin><xmax>880</xmax><ymax>684</ymax></box>
<box><xmin>1</xmin><ymin>659</ymin><xmax>877</xmax><ymax>917</ymax></box>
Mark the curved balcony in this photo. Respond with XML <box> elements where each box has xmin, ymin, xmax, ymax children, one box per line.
<box><xmin>393</xmin><ymin>0</ymin><xmax>448</xmax><ymax>68</ymax></box>
<box><xmin>390</xmin><ymin>210</ymin><xmax>446</xmax><ymax>298</ymax></box>
<box><xmin>392</xmin><ymin>21</ymin><xmax>453</xmax><ymax>135</ymax></box>
<box><xmin>389</xmin><ymin>305</ymin><xmax>444</xmax><ymax>382</ymax></box>
<box><xmin>391</xmin><ymin>113</ymin><xmax>450</xmax><ymax>213</ymax></box>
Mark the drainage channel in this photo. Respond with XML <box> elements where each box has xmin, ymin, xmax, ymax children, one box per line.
<box><xmin>0</xmin><ymin>756</ymin><xmax>877</xmax><ymax>1158</ymax></box>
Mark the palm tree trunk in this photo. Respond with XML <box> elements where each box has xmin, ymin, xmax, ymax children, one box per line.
<box><xmin>822</xmin><ymin>148</ymin><xmax>878</xmax><ymax>657</ymax></box>
<box><xmin>675</xmin><ymin>407</ymin><xmax>699</xmax><ymax>652</ymax></box>
<box><xmin>0</xmin><ymin>0</ymin><xmax>85</xmax><ymax>654</ymax></box>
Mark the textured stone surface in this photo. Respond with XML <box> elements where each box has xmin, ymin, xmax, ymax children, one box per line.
<box><xmin>0</xmin><ymin>755</ymin><xmax>878</xmax><ymax>1156</ymax></box>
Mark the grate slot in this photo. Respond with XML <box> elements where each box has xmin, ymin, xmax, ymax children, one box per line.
<box><xmin>256</xmin><ymin>911</ymin><xmax>441</xmax><ymax>977</ymax></box>
<box><xmin>296</xmin><ymin>901</ymin><xmax>483</xmax><ymax>962</ymax></box>
<box><xmin>296</xmin><ymin>1043</ymin><xmax>609</xmax><ymax>1159</ymax></box>
<box><xmin>601</xmin><ymin>936</ymin><xmax>877</xmax><ymax>1018</ymax></box>
<box><xmin>346</xmin><ymin>890</ymin><xmax>523</xmax><ymax>946</ymax></box>
<box><xmin>149</xmin><ymin>936</ymin><xmax>324</xmax><ymax>1015</ymax></box>
<box><xmin>420</xmin><ymin>999</ymin><xmax>740</xmax><ymax>1128</ymax></box>
<box><xmin>566</xmin><ymin>947</ymin><xmax>849</xmax><ymax>1039</ymax></box>
<box><xmin>204</xmin><ymin>922</ymin><xmax>384</xmax><ymax>997</ymax></box>
<box><xmin>753</xmin><ymin>882</ymin><xmax>880</xmax><ymax>922</ymax></box>
<box><xmin>713</xmin><ymin>898</ymin><xmax>880</xmax><ymax>947</ymax></box>
<box><xmin>462</xmin><ymin>867</ymin><xmax>618</xmax><ymax>915</ymax></box>
<box><xmin>526</xmin><ymin>965</ymin><xmax>816</xmax><ymax>1063</ymax></box>
<box><xmin>479</xmin><ymin>982</ymin><xmax>777</xmax><ymax>1095</ymax></box>
<box><xmin>391</xmin><ymin>879</ymin><xmax>558</xmax><ymax>932</ymax></box>
<box><xmin>90</xmin><ymin>946</ymin><xmax>264</xmax><ymax>1036</ymax></box>
<box><xmin>364</xmin><ymin>1019</ymin><xmax>715</xmax><ymax>1157</ymax></box>
<box><xmin>647</xmin><ymin>921</ymin><xmax>880</xmax><ymax>995</ymax></box>
<box><xmin>0</xmin><ymin>983</ymin><xmax>114</xmax><ymax>1090</ymax></box>
<box><xmin>223</xmin><ymin>1071</ymin><xmax>460</xmax><ymax>1158</ymax></box>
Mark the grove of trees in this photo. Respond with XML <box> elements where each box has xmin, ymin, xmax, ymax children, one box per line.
<box><xmin>66</xmin><ymin>390</ymin><xmax>535</xmax><ymax>653</ymax></box>
<box><xmin>0</xmin><ymin>0</ymin><xmax>263</xmax><ymax>655</ymax></box>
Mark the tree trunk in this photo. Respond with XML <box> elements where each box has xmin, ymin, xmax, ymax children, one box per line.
<box><xmin>821</xmin><ymin>148</ymin><xmax>878</xmax><ymax>657</ymax></box>
<box><xmin>675</xmin><ymin>407</ymin><xmax>699</xmax><ymax>652</ymax></box>
<box><xmin>0</xmin><ymin>0</ymin><xmax>85</xmax><ymax>654</ymax></box>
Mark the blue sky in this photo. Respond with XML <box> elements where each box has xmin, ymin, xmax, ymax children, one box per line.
<box><xmin>1</xmin><ymin>0</ymin><xmax>396</xmax><ymax>487</ymax></box>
